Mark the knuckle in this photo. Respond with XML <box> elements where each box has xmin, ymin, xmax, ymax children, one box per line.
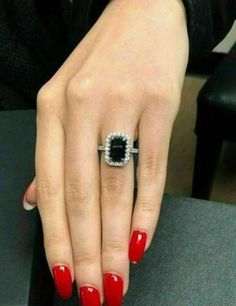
<box><xmin>36</xmin><ymin>82</ymin><xmax>58</xmax><ymax>114</ymax></box>
<box><xmin>73</xmin><ymin>252</ymin><xmax>98</xmax><ymax>267</ymax></box>
<box><xmin>101</xmin><ymin>176</ymin><xmax>125</xmax><ymax>199</ymax></box>
<box><xmin>36</xmin><ymin>178</ymin><xmax>60</xmax><ymax>203</ymax></box>
<box><xmin>145</xmin><ymin>82</ymin><xmax>167</xmax><ymax>100</ymax></box>
<box><xmin>65</xmin><ymin>182</ymin><xmax>91</xmax><ymax>214</ymax></box>
<box><xmin>141</xmin><ymin>155</ymin><xmax>159</xmax><ymax>179</ymax></box>
<box><xmin>138</xmin><ymin>197</ymin><xmax>156</xmax><ymax>215</ymax></box>
<box><xmin>110</xmin><ymin>82</ymin><xmax>136</xmax><ymax>101</ymax></box>
<box><xmin>144</xmin><ymin>80</ymin><xmax>180</xmax><ymax>116</ymax></box>
<box><xmin>66</xmin><ymin>75</ymin><xmax>96</xmax><ymax>103</ymax></box>
<box><xmin>103</xmin><ymin>240</ymin><xmax>127</xmax><ymax>256</ymax></box>
<box><xmin>44</xmin><ymin>233</ymin><xmax>65</xmax><ymax>250</ymax></box>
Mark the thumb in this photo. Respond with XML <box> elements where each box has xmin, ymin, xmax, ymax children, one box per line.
<box><xmin>22</xmin><ymin>177</ymin><xmax>37</xmax><ymax>211</ymax></box>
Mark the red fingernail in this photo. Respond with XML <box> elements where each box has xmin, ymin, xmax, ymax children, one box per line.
<box><xmin>103</xmin><ymin>273</ymin><xmax>123</xmax><ymax>306</ymax></box>
<box><xmin>129</xmin><ymin>230</ymin><xmax>147</xmax><ymax>263</ymax></box>
<box><xmin>80</xmin><ymin>286</ymin><xmax>101</xmax><ymax>306</ymax></box>
<box><xmin>52</xmin><ymin>265</ymin><xmax>73</xmax><ymax>300</ymax></box>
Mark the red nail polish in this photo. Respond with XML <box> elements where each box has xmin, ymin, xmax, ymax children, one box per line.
<box><xmin>129</xmin><ymin>230</ymin><xmax>147</xmax><ymax>263</ymax></box>
<box><xmin>52</xmin><ymin>265</ymin><xmax>73</xmax><ymax>300</ymax></box>
<box><xmin>80</xmin><ymin>286</ymin><xmax>101</xmax><ymax>306</ymax></box>
<box><xmin>103</xmin><ymin>273</ymin><xmax>123</xmax><ymax>306</ymax></box>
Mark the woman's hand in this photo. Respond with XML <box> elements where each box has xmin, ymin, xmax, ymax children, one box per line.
<box><xmin>22</xmin><ymin>0</ymin><xmax>189</xmax><ymax>304</ymax></box>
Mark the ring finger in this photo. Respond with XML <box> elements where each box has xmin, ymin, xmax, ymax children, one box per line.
<box><xmin>100</xmin><ymin>109</ymin><xmax>139</xmax><ymax>306</ymax></box>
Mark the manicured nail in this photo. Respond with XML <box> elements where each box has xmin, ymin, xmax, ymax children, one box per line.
<box><xmin>129</xmin><ymin>230</ymin><xmax>147</xmax><ymax>263</ymax></box>
<box><xmin>22</xmin><ymin>185</ymin><xmax>36</xmax><ymax>211</ymax></box>
<box><xmin>80</xmin><ymin>286</ymin><xmax>101</xmax><ymax>306</ymax></box>
<box><xmin>52</xmin><ymin>265</ymin><xmax>73</xmax><ymax>300</ymax></box>
<box><xmin>103</xmin><ymin>273</ymin><xmax>123</xmax><ymax>306</ymax></box>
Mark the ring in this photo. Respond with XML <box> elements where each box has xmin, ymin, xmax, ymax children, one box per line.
<box><xmin>98</xmin><ymin>132</ymin><xmax>139</xmax><ymax>167</ymax></box>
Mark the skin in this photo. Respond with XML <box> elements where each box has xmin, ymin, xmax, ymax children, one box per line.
<box><xmin>25</xmin><ymin>0</ymin><xmax>189</xmax><ymax>303</ymax></box>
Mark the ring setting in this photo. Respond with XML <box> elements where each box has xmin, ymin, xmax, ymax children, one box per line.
<box><xmin>98</xmin><ymin>132</ymin><xmax>138</xmax><ymax>167</ymax></box>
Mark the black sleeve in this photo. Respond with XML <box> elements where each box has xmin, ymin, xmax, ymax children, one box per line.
<box><xmin>0</xmin><ymin>0</ymin><xmax>70</xmax><ymax>110</ymax></box>
<box><xmin>182</xmin><ymin>0</ymin><xmax>236</xmax><ymax>63</ymax></box>
<box><xmin>88</xmin><ymin>0</ymin><xmax>236</xmax><ymax>65</ymax></box>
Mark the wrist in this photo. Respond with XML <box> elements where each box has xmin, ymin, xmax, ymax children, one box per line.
<box><xmin>104</xmin><ymin>0</ymin><xmax>187</xmax><ymax>30</ymax></box>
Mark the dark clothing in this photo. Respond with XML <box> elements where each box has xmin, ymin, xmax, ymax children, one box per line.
<box><xmin>0</xmin><ymin>0</ymin><xmax>75</xmax><ymax>110</ymax></box>
<box><xmin>181</xmin><ymin>0</ymin><xmax>236</xmax><ymax>63</ymax></box>
<box><xmin>0</xmin><ymin>0</ymin><xmax>235</xmax><ymax>110</ymax></box>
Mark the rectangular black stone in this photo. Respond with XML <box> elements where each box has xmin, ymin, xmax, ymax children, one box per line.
<box><xmin>110</xmin><ymin>137</ymin><xmax>126</xmax><ymax>162</ymax></box>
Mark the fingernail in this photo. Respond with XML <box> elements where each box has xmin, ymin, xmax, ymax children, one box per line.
<box><xmin>52</xmin><ymin>265</ymin><xmax>73</xmax><ymax>300</ymax></box>
<box><xmin>103</xmin><ymin>273</ymin><xmax>123</xmax><ymax>306</ymax></box>
<box><xmin>22</xmin><ymin>185</ymin><xmax>36</xmax><ymax>211</ymax></box>
<box><xmin>79</xmin><ymin>286</ymin><xmax>101</xmax><ymax>306</ymax></box>
<box><xmin>129</xmin><ymin>230</ymin><xmax>147</xmax><ymax>263</ymax></box>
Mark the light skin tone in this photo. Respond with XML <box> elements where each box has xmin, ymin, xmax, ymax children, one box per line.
<box><xmin>23</xmin><ymin>0</ymin><xmax>189</xmax><ymax>303</ymax></box>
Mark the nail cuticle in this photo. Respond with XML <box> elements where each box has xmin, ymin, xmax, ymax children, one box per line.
<box><xmin>52</xmin><ymin>264</ymin><xmax>73</xmax><ymax>300</ymax></box>
<box><xmin>103</xmin><ymin>272</ymin><xmax>123</xmax><ymax>306</ymax></box>
<box><xmin>79</xmin><ymin>285</ymin><xmax>101</xmax><ymax>306</ymax></box>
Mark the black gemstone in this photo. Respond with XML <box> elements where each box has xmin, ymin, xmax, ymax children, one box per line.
<box><xmin>110</xmin><ymin>137</ymin><xmax>126</xmax><ymax>162</ymax></box>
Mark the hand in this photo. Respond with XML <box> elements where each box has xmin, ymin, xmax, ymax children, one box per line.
<box><xmin>22</xmin><ymin>0</ymin><xmax>189</xmax><ymax>304</ymax></box>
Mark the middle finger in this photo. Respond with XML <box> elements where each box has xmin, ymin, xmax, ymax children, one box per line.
<box><xmin>64</xmin><ymin>99</ymin><xmax>103</xmax><ymax>305</ymax></box>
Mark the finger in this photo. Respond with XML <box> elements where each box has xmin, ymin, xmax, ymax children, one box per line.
<box><xmin>64</xmin><ymin>100</ymin><xmax>103</xmax><ymax>305</ymax></box>
<box><xmin>100</xmin><ymin>111</ymin><xmax>138</xmax><ymax>306</ymax></box>
<box><xmin>35</xmin><ymin>102</ymin><xmax>74</xmax><ymax>300</ymax></box>
<box><xmin>22</xmin><ymin>177</ymin><xmax>37</xmax><ymax>210</ymax></box>
<box><xmin>129</xmin><ymin>103</ymin><xmax>174</xmax><ymax>264</ymax></box>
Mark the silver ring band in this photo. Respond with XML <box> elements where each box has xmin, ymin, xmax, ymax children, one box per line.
<box><xmin>98</xmin><ymin>145</ymin><xmax>139</xmax><ymax>154</ymax></box>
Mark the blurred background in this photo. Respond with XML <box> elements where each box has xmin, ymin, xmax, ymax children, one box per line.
<box><xmin>165</xmin><ymin>21</ymin><xmax>236</xmax><ymax>204</ymax></box>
